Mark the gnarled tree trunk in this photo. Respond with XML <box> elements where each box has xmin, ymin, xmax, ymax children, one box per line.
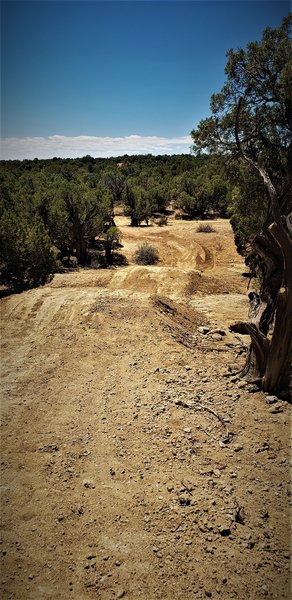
<box><xmin>230</xmin><ymin>215</ymin><xmax>292</xmax><ymax>398</ymax></box>
<box><xmin>230</xmin><ymin>98</ymin><xmax>292</xmax><ymax>398</ymax></box>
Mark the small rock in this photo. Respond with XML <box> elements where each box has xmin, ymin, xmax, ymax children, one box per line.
<box><xmin>261</xmin><ymin>511</ymin><xmax>269</xmax><ymax>519</ymax></box>
<box><xmin>269</xmin><ymin>404</ymin><xmax>284</xmax><ymax>414</ymax></box>
<box><xmin>198</xmin><ymin>326</ymin><xmax>210</xmax><ymax>334</ymax></box>
<box><xmin>116</xmin><ymin>591</ymin><xmax>126</xmax><ymax>599</ymax></box>
<box><xmin>211</xmin><ymin>334</ymin><xmax>222</xmax><ymax>341</ymax></box>
<box><xmin>237</xmin><ymin>381</ymin><xmax>246</xmax><ymax>388</ymax></box>
<box><xmin>205</xmin><ymin>591</ymin><xmax>212</xmax><ymax>597</ymax></box>
<box><xmin>209</xmin><ymin>328</ymin><xmax>226</xmax><ymax>336</ymax></box>
<box><xmin>235</xmin><ymin>506</ymin><xmax>246</xmax><ymax>524</ymax></box>
<box><xmin>247</xmin><ymin>385</ymin><xmax>259</xmax><ymax>393</ymax></box>
<box><xmin>178</xmin><ymin>497</ymin><xmax>191</xmax><ymax>506</ymax></box>
<box><xmin>218</xmin><ymin>526</ymin><xmax>231</xmax><ymax>537</ymax></box>
<box><xmin>255</xmin><ymin>441</ymin><xmax>270</xmax><ymax>453</ymax></box>
<box><xmin>219</xmin><ymin>441</ymin><xmax>227</xmax><ymax>448</ymax></box>
<box><xmin>184</xmin><ymin>365</ymin><xmax>192</xmax><ymax>371</ymax></box>
<box><xmin>260</xmin><ymin>584</ymin><xmax>268</xmax><ymax>595</ymax></box>
<box><xmin>183</xmin><ymin>428</ymin><xmax>192</xmax><ymax>434</ymax></box>
<box><xmin>219</xmin><ymin>432</ymin><xmax>234</xmax><ymax>449</ymax></box>
<box><xmin>265</xmin><ymin>395</ymin><xmax>278</xmax><ymax>404</ymax></box>
<box><xmin>233</xmin><ymin>444</ymin><xmax>244</xmax><ymax>452</ymax></box>
<box><xmin>83</xmin><ymin>479</ymin><xmax>95</xmax><ymax>489</ymax></box>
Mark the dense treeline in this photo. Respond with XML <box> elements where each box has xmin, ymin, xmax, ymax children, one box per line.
<box><xmin>0</xmin><ymin>153</ymin><xmax>230</xmax><ymax>291</ymax></box>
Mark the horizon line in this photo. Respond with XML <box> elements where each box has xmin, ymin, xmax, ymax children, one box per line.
<box><xmin>0</xmin><ymin>133</ymin><xmax>193</xmax><ymax>161</ymax></box>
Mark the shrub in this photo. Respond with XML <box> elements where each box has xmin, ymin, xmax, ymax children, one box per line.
<box><xmin>133</xmin><ymin>243</ymin><xmax>159</xmax><ymax>265</ymax></box>
<box><xmin>0</xmin><ymin>210</ymin><xmax>57</xmax><ymax>291</ymax></box>
<box><xmin>102</xmin><ymin>226</ymin><xmax>122</xmax><ymax>265</ymax></box>
<box><xmin>157</xmin><ymin>215</ymin><xmax>168</xmax><ymax>227</ymax></box>
<box><xmin>196</xmin><ymin>223</ymin><xmax>216</xmax><ymax>233</ymax></box>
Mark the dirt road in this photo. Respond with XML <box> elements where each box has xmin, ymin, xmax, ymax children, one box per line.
<box><xmin>0</xmin><ymin>217</ymin><xmax>290</xmax><ymax>599</ymax></box>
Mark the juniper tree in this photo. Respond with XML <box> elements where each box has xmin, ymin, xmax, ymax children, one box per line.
<box><xmin>191</xmin><ymin>15</ymin><xmax>292</xmax><ymax>396</ymax></box>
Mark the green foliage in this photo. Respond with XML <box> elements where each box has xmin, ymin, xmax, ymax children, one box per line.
<box><xmin>0</xmin><ymin>210</ymin><xmax>56</xmax><ymax>291</ymax></box>
<box><xmin>190</xmin><ymin>15</ymin><xmax>292</xmax><ymax>395</ymax></box>
<box><xmin>133</xmin><ymin>243</ymin><xmax>159</xmax><ymax>265</ymax></box>
<box><xmin>123</xmin><ymin>183</ymin><xmax>147</xmax><ymax>226</ymax></box>
<box><xmin>123</xmin><ymin>176</ymin><xmax>168</xmax><ymax>226</ymax></box>
<box><xmin>102</xmin><ymin>226</ymin><xmax>122</xmax><ymax>265</ymax></box>
<box><xmin>103</xmin><ymin>171</ymin><xmax>125</xmax><ymax>206</ymax></box>
<box><xmin>227</xmin><ymin>164</ymin><xmax>268</xmax><ymax>256</ymax></box>
<box><xmin>171</xmin><ymin>160</ymin><xmax>229</xmax><ymax>219</ymax></box>
<box><xmin>0</xmin><ymin>150</ymin><xmax>234</xmax><ymax>289</ymax></box>
<box><xmin>191</xmin><ymin>14</ymin><xmax>292</xmax><ymax>256</ymax></box>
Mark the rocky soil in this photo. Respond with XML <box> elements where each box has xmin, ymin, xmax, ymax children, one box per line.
<box><xmin>0</xmin><ymin>216</ymin><xmax>291</xmax><ymax>599</ymax></box>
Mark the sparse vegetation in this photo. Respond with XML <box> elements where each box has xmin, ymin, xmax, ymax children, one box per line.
<box><xmin>0</xmin><ymin>152</ymin><xmax>233</xmax><ymax>292</ymax></box>
<box><xmin>156</xmin><ymin>215</ymin><xmax>168</xmax><ymax>227</ymax></box>
<box><xmin>196</xmin><ymin>223</ymin><xmax>216</xmax><ymax>233</ymax></box>
<box><xmin>133</xmin><ymin>243</ymin><xmax>159</xmax><ymax>265</ymax></box>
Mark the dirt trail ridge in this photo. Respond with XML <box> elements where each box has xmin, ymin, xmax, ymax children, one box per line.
<box><xmin>0</xmin><ymin>216</ymin><xmax>291</xmax><ymax>600</ymax></box>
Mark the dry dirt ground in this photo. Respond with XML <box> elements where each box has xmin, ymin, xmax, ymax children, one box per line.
<box><xmin>0</xmin><ymin>216</ymin><xmax>291</xmax><ymax>600</ymax></box>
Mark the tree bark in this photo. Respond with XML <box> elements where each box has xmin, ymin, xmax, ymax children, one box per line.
<box><xmin>104</xmin><ymin>242</ymin><xmax>113</xmax><ymax>265</ymax></box>
<box><xmin>130</xmin><ymin>215</ymin><xmax>140</xmax><ymax>227</ymax></box>
<box><xmin>230</xmin><ymin>321</ymin><xmax>270</xmax><ymax>377</ymax></box>
<box><xmin>261</xmin><ymin>221</ymin><xmax>292</xmax><ymax>395</ymax></box>
<box><xmin>73</xmin><ymin>219</ymin><xmax>88</xmax><ymax>266</ymax></box>
<box><xmin>231</xmin><ymin>218</ymin><xmax>292</xmax><ymax>397</ymax></box>
<box><xmin>262</xmin><ymin>287</ymin><xmax>292</xmax><ymax>394</ymax></box>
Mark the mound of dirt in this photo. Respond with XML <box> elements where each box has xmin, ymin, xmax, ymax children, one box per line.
<box><xmin>0</xmin><ymin>216</ymin><xmax>290</xmax><ymax>600</ymax></box>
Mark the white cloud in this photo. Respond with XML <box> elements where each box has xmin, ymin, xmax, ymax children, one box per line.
<box><xmin>0</xmin><ymin>134</ymin><xmax>193</xmax><ymax>160</ymax></box>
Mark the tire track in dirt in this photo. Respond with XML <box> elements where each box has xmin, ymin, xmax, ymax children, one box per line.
<box><xmin>1</xmin><ymin>217</ymin><xmax>291</xmax><ymax>600</ymax></box>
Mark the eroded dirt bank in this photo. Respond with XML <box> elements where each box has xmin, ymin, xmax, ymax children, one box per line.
<box><xmin>0</xmin><ymin>218</ymin><xmax>291</xmax><ymax>599</ymax></box>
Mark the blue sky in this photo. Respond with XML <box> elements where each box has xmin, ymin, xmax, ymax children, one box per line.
<box><xmin>0</xmin><ymin>0</ymin><xmax>290</xmax><ymax>159</ymax></box>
